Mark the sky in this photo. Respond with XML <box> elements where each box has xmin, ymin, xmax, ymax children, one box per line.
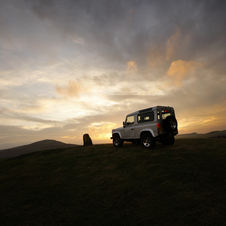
<box><xmin>0</xmin><ymin>0</ymin><xmax>226</xmax><ymax>149</ymax></box>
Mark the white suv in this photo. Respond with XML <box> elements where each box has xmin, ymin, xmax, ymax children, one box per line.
<box><xmin>111</xmin><ymin>106</ymin><xmax>178</xmax><ymax>149</ymax></box>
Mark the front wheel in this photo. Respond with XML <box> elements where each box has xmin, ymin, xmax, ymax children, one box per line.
<box><xmin>141</xmin><ymin>133</ymin><xmax>156</xmax><ymax>149</ymax></box>
<box><xmin>113</xmin><ymin>134</ymin><xmax>123</xmax><ymax>147</ymax></box>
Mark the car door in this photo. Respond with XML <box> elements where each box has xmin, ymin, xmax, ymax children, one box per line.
<box><xmin>124</xmin><ymin>115</ymin><xmax>135</xmax><ymax>138</ymax></box>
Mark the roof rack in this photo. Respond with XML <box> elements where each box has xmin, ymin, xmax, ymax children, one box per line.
<box><xmin>139</xmin><ymin>107</ymin><xmax>152</xmax><ymax>113</ymax></box>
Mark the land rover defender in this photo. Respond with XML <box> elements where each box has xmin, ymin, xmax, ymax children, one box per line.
<box><xmin>111</xmin><ymin>106</ymin><xmax>178</xmax><ymax>149</ymax></box>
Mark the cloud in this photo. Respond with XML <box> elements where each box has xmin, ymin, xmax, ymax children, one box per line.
<box><xmin>0</xmin><ymin>107</ymin><xmax>60</xmax><ymax>127</ymax></box>
<box><xmin>178</xmin><ymin>100</ymin><xmax>226</xmax><ymax>134</ymax></box>
<box><xmin>166</xmin><ymin>60</ymin><xmax>195</xmax><ymax>87</ymax></box>
<box><xmin>127</xmin><ymin>61</ymin><xmax>138</xmax><ymax>73</ymax></box>
<box><xmin>27</xmin><ymin>0</ymin><xmax>56</xmax><ymax>20</ymax></box>
<box><xmin>126</xmin><ymin>8</ymin><xmax>134</xmax><ymax>21</ymax></box>
<box><xmin>89</xmin><ymin>122</ymin><xmax>117</xmax><ymax>140</ymax></box>
<box><xmin>166</xmin><ymin>27</ymin><xmax>181</xmax><ymax>60</ymax></box>
<box><xmin>68</xmin><ymin>34</ymin><xmax>85</xmax><ymax>45</ymax></box>
<box><xmin>56</xmin><ymin>80</ymin><xmax>81</xmax><ymax>98</ymax></box>
<box><xmin>147</xmin><ymin>45</ymin><xmax>164</xmax><ymax>66</ymax></box>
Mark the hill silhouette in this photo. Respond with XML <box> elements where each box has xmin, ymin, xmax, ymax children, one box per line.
<box><xmin>0</xmin><ymin>139</ymin><xmax>79</xmax><ymax>158</ymax></box>
<box><xmin>177</xmin><ymin>130</ymin><xmax>226</xmax><ymax>139</ymax></box>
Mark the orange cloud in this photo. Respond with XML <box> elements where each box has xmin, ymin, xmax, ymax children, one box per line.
<box><xmin>147</xmin><ymin>45</ymin><xmax>163</xmax><ymax>66</ymax></box>
<box><xmin>127</xmin><ymin>61</ymin><xmax>138</xmax><ymax>73</ymax></box>
<box><xmin>166</xmin><ymin>60</ymin><xmax>195</xmax><ymax>87</ymax></box>
<box><xmin>166</xmin><ymin>27</ymin><xmax>181</xmax><ymax>60</ymax></box>
<box><xmin>56</xmin><ymin>80</ymin><xmax>81</xmax><ymax>97</ymax></box>
<box><xmin>147</xmin><ymin>28</ymin><xmax>181</xmax><ymax>66</ymax></box>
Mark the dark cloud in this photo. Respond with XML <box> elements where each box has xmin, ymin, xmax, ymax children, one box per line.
<box><xmin>2</xmin><ymin>0</ymin><xmax>226</xmax><ymax>72</ymax></box>
<box><xmin>26</xmin><ymin>0</ymin><xmax>56</xmax><ymax>20</ymax></box>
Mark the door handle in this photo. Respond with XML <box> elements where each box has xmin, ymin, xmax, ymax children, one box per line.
<box><xmin>131</xmin><ymin>128</ymin><xmax>134</xmax><ymax>130</ymax></box>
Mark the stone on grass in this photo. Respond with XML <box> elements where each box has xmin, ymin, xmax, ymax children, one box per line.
<box><xmin>83</xmin><ymin>134</ymin><xmax>93</xmax><ymax>146</ymax></box>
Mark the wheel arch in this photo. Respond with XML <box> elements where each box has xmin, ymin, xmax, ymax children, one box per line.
<box><xmin>140</xmin><ymin>129</ymin><xmax>155</xmax><ymax>138</ymax></box>
<box><xmin>112</xmin><ymin>131</ymin><xmax>122</xmax><ymax>139</ymax></box>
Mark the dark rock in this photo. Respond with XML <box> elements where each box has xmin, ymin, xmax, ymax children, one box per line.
<box><xmin>83</xmin><ymin>134</ymin><xmax>93</xmax><ymax>146</ymax></box>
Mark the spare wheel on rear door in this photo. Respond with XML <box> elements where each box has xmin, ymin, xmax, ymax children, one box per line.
<box><xmin>163</xmin><ymin>116</ymin><xmax>177</xmax><ymax>132</ymax></box>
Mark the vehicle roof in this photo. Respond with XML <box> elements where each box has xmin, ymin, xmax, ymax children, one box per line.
<box><xmin>126</xmin><ymin>106</ymin><xmax>174</xmax><ymax>116</ymax></box>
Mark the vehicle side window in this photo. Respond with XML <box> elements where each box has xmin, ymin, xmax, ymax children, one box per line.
<box><xmin>157</xmin><ymin>111</ymin><xmax>160</xmax><ymax>120</ymax></box>
<box><xmin>126</xmin><ymin>116</ymin><xmax>134</xmax><ymax>125</ymax></box>
<box><xmin>138</xmin><ymin>112</ymin><xmax>154</xmax><ymax>123</ymax></box>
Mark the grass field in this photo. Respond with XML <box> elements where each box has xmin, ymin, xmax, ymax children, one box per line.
<box><xmin>0</xmin><ymin>139</ymin><xmax>226</xmax><ymax>226</ymax></box>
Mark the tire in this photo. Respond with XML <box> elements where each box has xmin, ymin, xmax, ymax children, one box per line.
<box><xmin>162</xmin><ymin>136</ymin><xmax>175</xmax><ymax>146</ymax></box>
<box><xmin>168</xmin><ymin>136</ymin><xmax>175</xmax><ymax>145</ymax></box>
<box><xmin>113</xmin><ymin>134</ymin><xmax>123</xmax><ymax>147</ymax></box>
<box><xmin>141</xmin><ymin>133</ymin><xmax>156</xmax><ymax>149</ymax></box>
<box><xmin>163</xmin><ymin>116</ymin><xmax>177</xmax><ymax>132</ymax></box>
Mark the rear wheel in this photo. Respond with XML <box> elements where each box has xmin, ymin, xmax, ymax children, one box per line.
<box><xmin>113</xmin><ymin>134</ymin><xmax>123</xmax><ymax>147</ymax></box>
<box><xmin>141</xmin><ymin>133</ymin><xmax>156</xmax><ymax>149</ymax></box>
<box><xmin>168</xmin><ymin>136</ymin><xmax>175</xmax><ymax>145</ymax></box>
<box><xmin>162</xmin><ymin>136</ymin><xmax>175</xmax><ymax>146</ymax></box>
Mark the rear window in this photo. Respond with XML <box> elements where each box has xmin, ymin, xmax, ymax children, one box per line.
<box><xmin>161</xmin><ymin>110</ymin><xmax>172</xmax><ymax>119</ymax></box>
<box><xmin>138</xmin><ymin>112</ymin><xmax>154</xmax><ymax>123</ymax></box>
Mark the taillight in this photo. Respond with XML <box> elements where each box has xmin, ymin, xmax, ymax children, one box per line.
<box><xmin>157</xmin><ymin>123</ymin><xmax>162</xmax><ymax>131</ymax></box>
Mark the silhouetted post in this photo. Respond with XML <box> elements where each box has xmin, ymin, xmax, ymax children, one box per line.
<box><xmin>83</xmin><ymin>134</ymin><xmax>93</xmax><ymax>146</ymax></box>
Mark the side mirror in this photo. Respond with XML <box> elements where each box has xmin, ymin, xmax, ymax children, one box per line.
<box><xmin>123</xmin><ymin>121</ymin><xmax>125</xmax><ymax>128</ymax></box>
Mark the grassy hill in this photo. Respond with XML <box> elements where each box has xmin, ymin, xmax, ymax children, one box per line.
<box><xmin>0</xmin><ymin>139</ymin><xmax>226</xmax><ymax>226</ymax></box>
<box><xmin>0</xmin><ymin>139</ymin><xmax>79</xmax><ymax>158</ymax></box>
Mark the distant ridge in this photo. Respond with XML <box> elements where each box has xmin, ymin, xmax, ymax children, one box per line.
<box><xmin>177</xmin><ymin>130</ymin><xmax>226</xmax><ymax>139</ymax></box>
<box><xmin>0</xmin><ymin>139</ymin><xmax>79</xmax><ymax>158</ymax></box>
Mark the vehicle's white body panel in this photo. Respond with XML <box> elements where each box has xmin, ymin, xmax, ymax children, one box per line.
<box><xmin>112</xmin><ymin>106</ymin><xmax>177</xmax><ymax>140</ymax></box>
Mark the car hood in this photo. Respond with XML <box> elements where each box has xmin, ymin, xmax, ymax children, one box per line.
<box><xmin>112</xmin><ymin>126</ymin><xmax>123</xmax><ymax>132</ymax></box>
